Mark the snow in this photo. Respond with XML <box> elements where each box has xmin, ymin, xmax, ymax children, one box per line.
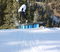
<box><xmin>0</xmin><ymin>27</ymin><xmax>60</xmax><ymax>52</ymax></box>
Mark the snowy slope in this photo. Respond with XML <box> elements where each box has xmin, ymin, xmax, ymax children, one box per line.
<box><xmin>0</xmin><ymin>28</ymin><xmax>60</xmax><ymax>52</ymax></box>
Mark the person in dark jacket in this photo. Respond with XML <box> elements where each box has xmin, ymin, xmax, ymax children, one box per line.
<box><xmin>18</xmin><ymin>4</ymin><xmax>27</xmax><ymax>20</ymax></box>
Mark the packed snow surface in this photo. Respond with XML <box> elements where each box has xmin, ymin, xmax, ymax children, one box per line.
<box><xmin>0</xmin><ymin>27</ymin><xmax>60</xmax><ymax>52</ymax></box>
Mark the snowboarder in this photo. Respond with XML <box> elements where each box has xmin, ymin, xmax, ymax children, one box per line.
<box><xmin>18</xmin><ymin>4</ymin><xmax>28</xmax><ymax>23</ymax></box>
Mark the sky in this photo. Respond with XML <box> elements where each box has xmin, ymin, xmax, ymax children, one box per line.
<box><xmin>0</xmin><ymin>27</ymin><xmax>60</xmax><ymax>52</ymax></box>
